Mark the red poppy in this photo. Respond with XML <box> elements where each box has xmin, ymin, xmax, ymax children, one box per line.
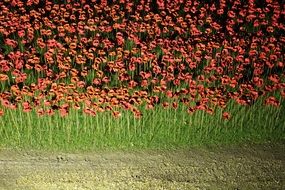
<box><xmin>253</xmin><ymin>77</ymin><xmax>264</xmax><ymax>88</ymax></box>
<box><xmin>161</xmin><ymin>101</ymin><xmax>169</xmax><ymax>108</ymax></box>
<box><xmin>36</xmin><ymin>108</ymin><xmax>45</xmax><ymax>116</ymax></box>
<box><xmin>59</xmin><ymin>107</ymin><xmax>68</xmax><ymax>117</ymax></box>
<box><xmin>280</xmin><ymin>89</ymin><xmax>285</xmax><ymax>98</ymax></box>
<box><xmin>22</xmin><ymin>105</ymin><xmax>32</xmax><ymax>113</ymax></box>
<box><xmin>268</xmin><ymin>75</ymin><xmax>280</xmax><ymax>84</ymax></box>
<box><xmin>222</xmin><ymin>112</ymin><xmax>231</xmax><ymax>120</ymax></box>
<box><xmin>266</xmin><ymin>26</ymin><xmax>274</xmax><ymax>33</ymax></box>
<box><xmin>264</xmin><ymin>96</ymin><xmax>280</xmax><ymax>107</ymax></box>
<box><xmin>126</xmin><ymin>79</ymin><xmax>137</xmax><ymax>88</ymax></box>
<box><xmin>227</xmin><ymin>11</ymin><xmax>236</xmax><ymax>18</ymax></box>
<box><xmin>0</xmin><ymin>109</ymin><xmax>4</xmax><ymax>117</ymax></box>
<box><xmin>112</xmin><ymin>111</ymin><xmax>121</xmax><ymax>118</ymax></box>
<box><xmin>172</xmin><ymin>102</ymin><xmax>178</xmax><ymax>110</ymax></box>
<box><xmin>146</xmin><ymin>103</ymin><xmax>154</xmax><ymax>110</ymax></box>
<box><xmin>0</xmin><ymin>74</ymin><xmax>9</xmax><ymax>82</ymax></box>
<box><xmin>187</xmin><ymin>107</ymin><xmax>195</xmax><ymax>114</ymax></box>
<box><xmin>134</xmin><ymin>110</ymin><xmax>142</xmax><ymax>119</ymax></box>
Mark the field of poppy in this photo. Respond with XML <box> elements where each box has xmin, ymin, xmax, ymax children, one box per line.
<box><xmin>0</xmin><ymin>0</ymin><xmax>284</xmax><ymax>150</ymax></box>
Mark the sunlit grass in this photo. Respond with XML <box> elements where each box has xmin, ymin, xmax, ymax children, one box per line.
<box><xmin>0</xmin><ymin>94</ymin><xmax>284</xmax><ymax>152</ymax></box>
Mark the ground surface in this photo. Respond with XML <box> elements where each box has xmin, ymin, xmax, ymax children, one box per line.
<box><xmin>0</xmin><ymin>142</ymin><xmax>284</xmax><ymax>190</ymax></box>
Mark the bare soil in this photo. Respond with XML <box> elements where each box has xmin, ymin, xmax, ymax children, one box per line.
<box><xmin>0</xmin><ymin>142</ymin><xmax>284</xmax><ymax>190</ymax></box>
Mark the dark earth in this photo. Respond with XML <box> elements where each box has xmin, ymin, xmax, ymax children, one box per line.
<box><xmin>0</xmin><ymin>142</ymin><xmax>284</xmax><ymax>190</ymax></box>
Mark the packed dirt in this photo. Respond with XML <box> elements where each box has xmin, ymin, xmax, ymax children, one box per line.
<box><xmin>0</xmin><ymin>142</ymin><xmax>284</xmax><ymax>190</ymax></box>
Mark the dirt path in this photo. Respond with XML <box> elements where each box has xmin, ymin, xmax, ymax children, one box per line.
<box><xmin>0</xmin><ymin>142</ymin><xmax>284</xmax><ymax>190</ymax></box>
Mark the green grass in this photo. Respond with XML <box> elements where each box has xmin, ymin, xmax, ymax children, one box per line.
<box><xmin>0</xmin><ymin>94</ymin><xmax>284</xmax><ymax>152</ymax></box>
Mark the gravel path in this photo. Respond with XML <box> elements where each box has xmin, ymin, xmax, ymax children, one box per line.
<box><xmin>0</xmin><ymin>142</ymin><xmax>284</xmax><ymax>190</ymax></box>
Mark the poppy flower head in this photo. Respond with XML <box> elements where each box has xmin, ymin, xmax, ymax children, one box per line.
<box><xmin>222</xmin><ymin>112</ymin><xmax>231</xmax><ymax>120</ymax></box>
